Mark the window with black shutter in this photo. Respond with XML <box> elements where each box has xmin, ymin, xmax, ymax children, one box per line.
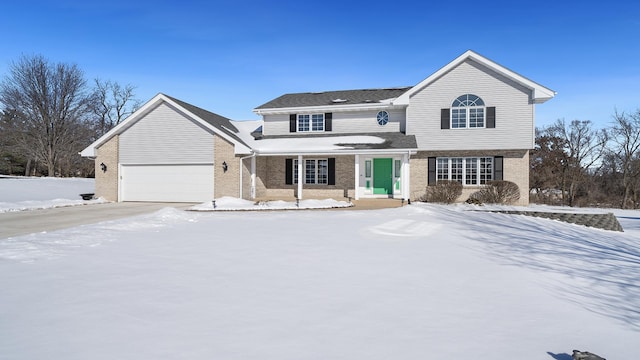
<box><xmin>486</xmin><ymin>107</ymin><xmax>496</xmax><ymax>128</ymax></box>
<box><xmin>494</xmin><ymin>156</ymin><xmax>503</xmax><ymax>180</ymax></box>
<box><xmin>285</xmin><ymin>159</ymin><xmax>293</xmax><ymax>185</ymax></box>
<box><xmin>325</xmin><ymin>113</ymin><xmax>332</xmax><ymax>132</ymax></box>
<box><xmin>289</xmin><ymin>114</ymin><xmax>297</xmax><ymax>133</ymax></box>
<box><xmin>428</xmin><ymin>157</ymin><xmax>437</xmax><ymax>185</ymax></box>
<box><xmin>440</xmin><ymin>109</ymin><xmax>450</xmax><ymax>129</ymax></box>
<box><xmin>328</xmin><ymin>158</ymin><xmax>335</xmax><ymax>185</ymax></box>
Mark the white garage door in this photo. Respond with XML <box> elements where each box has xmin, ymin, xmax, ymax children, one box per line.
<box><xmin>120</xmin><ymin>165</ymin><xmax>214</xmax><ymax>202</ymax></box>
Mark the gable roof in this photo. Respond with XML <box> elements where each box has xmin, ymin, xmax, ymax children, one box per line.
<box><xmin>254</xmin><ymin>87</ymin><xmax>411</xmax><ymax>114</ymax></box>
<box><xmin>163</xmin><ymin>94</ymin><xmax>248</xmax><ymax>147</ymax></box>
<box><xmin>394</xmin><ymin>50</ymin><xmax>556</xmax><ymax>105</ymax></box>
<box><xmin>80</xmin><ymin>93</ymin><xmax>251</xmax><ymax>157</ymax></box>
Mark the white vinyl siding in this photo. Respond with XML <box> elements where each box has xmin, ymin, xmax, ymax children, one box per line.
<box><xmin>407</xmin><ymin>59</ymin><xmax>534</xmax><ymax>150</ymax></box>
<box><xmin>119</xmin><ymin>103</ymin><xmax>214</xmax><ymax>164</ymax></box>
<box><xmin>331</xmin><ymin>110</ymin><xmax>404</xmax><ymax>133</ymax></box>
<box><xmin>262</xmin><ymin>109</ymin><xmax>405</xmax><ymax>135</ymax></box>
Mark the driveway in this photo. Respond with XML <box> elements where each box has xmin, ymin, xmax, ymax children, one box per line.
<box><xmin>0</xmin><ymin>202</ymin><xmax>195</xmax><ymax>239</ymax></box>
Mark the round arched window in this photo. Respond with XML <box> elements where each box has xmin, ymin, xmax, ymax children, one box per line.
<box><xmin>451</xmin><ymin>94</ymin><xmax>485</xmax><ymax>128</ymax></box>
<box><xmin>376</xmin><ymin>111</ymin><xmax>389</xmax><ymax>126</ymax></box>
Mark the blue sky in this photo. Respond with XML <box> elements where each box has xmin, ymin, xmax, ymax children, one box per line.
<box><xmin>1</xmin><ymin>0</ymin><xmax>638</xmax><ymax>128</ymax></box>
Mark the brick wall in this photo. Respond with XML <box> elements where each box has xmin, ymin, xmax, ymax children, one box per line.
<box><xmin>410</xmin><ymin>150</ymin><xmax>530</xmax><ymax>205</ymax></box>
<box><xmin>214</xmin><ymin>134</ymin><xmax>240</xmax><ymax>198</ymax></box>
<box><xmin>94</xmin><ymin>135</ymin><xmax>119</xmax><ymax>201</ymax></box>
<box><xmin>503</xmin><ymin>150</ymin><xmax>529</xmax><ymax>205</ymax></box>
<box><xmin>256</xmin><ymin>155</ymin><xmax>354</xmax><ymax>199</ymax></box>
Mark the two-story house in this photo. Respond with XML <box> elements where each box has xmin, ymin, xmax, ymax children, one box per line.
<box><xmin>81</xmin><ymin>50</ymin><xmax>554</xmax><ymax>205</ymax></box>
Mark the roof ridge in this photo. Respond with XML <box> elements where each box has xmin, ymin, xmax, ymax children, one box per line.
<box><xmin>282</xmin><ymin>86</ymin><xmax>412</xmax><ymax>96</ymax></box>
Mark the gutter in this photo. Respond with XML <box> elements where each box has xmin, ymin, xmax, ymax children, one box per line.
<box><xmin>252</xmin><ymin>148</ymin><xmax>418</xmax><ymax>157</ymax></box>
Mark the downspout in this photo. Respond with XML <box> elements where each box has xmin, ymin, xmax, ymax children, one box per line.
<box><xmin>239</xmin><ymin>152</ymin><xmax>256</xmax><ymax>199</ymax></box>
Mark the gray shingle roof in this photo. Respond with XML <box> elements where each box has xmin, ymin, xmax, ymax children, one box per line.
<box><xmin>254</xmin><ymin>87</ymin><xmax>412</xmax><ymax>110</ymax></box>
<box><xmin>164</xmin><ymin>94</ymin><xmax>249</xmax><ymax>148</ymax></box>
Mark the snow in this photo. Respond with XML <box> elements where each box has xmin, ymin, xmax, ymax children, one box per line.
<box><xmin>230</xmin><ymin>120</ymin><xmax>388</xmax><ymax>153</ymax></box>
<box><xmin>254</xmin><ymin>135</ymin><xmax>386</xmax><ymax>153</ymax></box>
<box><xmin>191</xmin><ymin>196</ymin><xmax>352</xmax><ymax>211</ymax></box>
<box><xmin>0</xmin><ymin>176</ymin><xmax>105</xmax><ymax>212</ymax></box>
<box><xmin>1</xmin><ymin>177</ymin><xmax>639</xmax><ymax>359</ymax></box>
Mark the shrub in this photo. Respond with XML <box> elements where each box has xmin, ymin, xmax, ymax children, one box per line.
<box><xmin>422</xmin><ymin>180</ymin><xmax>463</xmax><ymax>204</ymax></box>
<box><xmin>470</xmin><ymin>180</ymin><xmax>520</xmax><ymax>204</ymax></box>
<box><xmin>465</xmin><ymin>197</ymin><xmax>483</xmax><ymax>205</ymax></box>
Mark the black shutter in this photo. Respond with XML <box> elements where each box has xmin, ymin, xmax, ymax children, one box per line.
<box><xmin>285</xmin><ymin>159</ymin><xmax>293</xmax><ymax>185</ymax></box>
<box><xmin>428</xmin><ymin>157</ymin><xmax>436</xmax><ymax>185</ymax></box>
<box><xmin>324</xmin><ymin>113</ymin><xmax>332</xmax><ymax>132</ymax></box>
<box><xmin>494</xmin><ymin>156</ymin><xmax>503</xmax><ymax>181</ymax></box>
<box><xmin>328</xmin><ymin>158</ymin><xmax>335</xmax><ymax>185</ymax></box>
<box><xmin>289</xmin><ymin>114</ymin><xmax>297</xmax><ymax>133</ymax></box>
<box><xmin>441</xmin><ymin>109</ymin><xmax>450</xmax><ymax>129</ymax></box>
<box><xmin>486</xmin><ymin>107</ymin><xmax>496</xmax><ymax>128</ymax></box>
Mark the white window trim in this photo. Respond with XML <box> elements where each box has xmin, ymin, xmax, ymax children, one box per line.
<box><xmin>436</xmin><ymin>157</ymin><xmax>493</xmax><ymax>186</ymax></box>
<box><xmin>293</xmin><ymin>158</ymin><xmax>329</xmax><ymax>185</ymax></box>
<box><xmin>297</xmin><ymin>114</ymin><xmax>325</xmax><ymax>132</ymax></box>
<box><xmin>451</xmin><ymin>95</ymin><xmax>486</xmax><ymax>129</ymax></box>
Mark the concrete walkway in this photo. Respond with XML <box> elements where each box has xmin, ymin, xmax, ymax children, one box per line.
<box><xmin>345</xmin><ymin>198</ymin><xmax>407</xmax><ymax>210</ymax></box>
<box><xmin>0</xmin><ymin>202</ymin><xmax>195</xmax><ymax>239</ymax></box>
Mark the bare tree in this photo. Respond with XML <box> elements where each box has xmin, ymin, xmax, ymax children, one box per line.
<box><xmin>546</xmin><ymin>119</ymin><xmax>607</xmax><ymax>206</ymax></box>
<box><xmin>0</xmin><ymin>55</ymin><xmax>93</xmax><ymax>176</ymax></box>
<box><xmin>91</xmin><ymin>78</ymin><xmax>140</xmax><ymax>137</ymax></box>
<box><xmin>530</xmin><ymin>127</ymin><xmax>568</xmax><ymax>204</ymax></box>
<box><xmin>608</xmin><ymin>109</ymin><xmax>640</xmax><ymax>208</ymax></box>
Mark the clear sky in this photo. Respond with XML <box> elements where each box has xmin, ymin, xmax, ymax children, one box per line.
<box><xmin>1</xmin><ymin>0</ymin><xmax>638</xmax><ymax>128</ymax></box>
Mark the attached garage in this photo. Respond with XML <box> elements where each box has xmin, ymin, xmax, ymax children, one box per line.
<box><xmin>80</xmin><ymin>94</ymin><xmax>252</xmax><ymax>203</ymax></box>
<box><xmin>120</xmin><ymin>165</ymin><xmax>214</xmax><ymax>202</ymax></box>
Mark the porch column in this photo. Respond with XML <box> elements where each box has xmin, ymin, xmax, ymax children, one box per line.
<box><xmin>354</xmin><ymin>154</ymin><xmax>360</xmax><ymax>200</ymax></box>
<box><xmin>250</xmin><ymin>156</ymin><xmax>256</xmax><ymax>199</ymax></box>
<box><xmin>297</xmin><ymin>154</ymin><xmax>303</xmax><ymax>200</ymax></box>
<box><xmin>403</xmin><ymin>153</ymin><xmax>411</xmax><ymax>201</ymax></box>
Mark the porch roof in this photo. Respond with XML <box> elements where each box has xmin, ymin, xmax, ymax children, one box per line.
<box><xmin>250</xmin><ymin>132</ymin><xmax>417</xmax><ymax>155</ymax></box>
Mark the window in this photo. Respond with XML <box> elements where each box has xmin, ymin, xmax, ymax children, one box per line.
<box><xmin>298</xmin><ymin>114</ymin><xmax>324</xmax><ymax>132</ymax></box>
<box><xmin>365</xmin><ymin>160</ymin><xmax>372</xmax><ymax>177</ymax></box>
<box><xmin>298</xmin><ymin>115</ymin><xmax>310</xmax><ymax>132</ymax></box>
<box><xmin>376</xmin><ymin>111</ymin><xmax>389</xmax><ymax>126</ymax></box>
<box><xmin>451</xmin><ymin>94</ymin><xmax>485</xmax><ymax>128</ymax></box>
<box><xmin>436</xmin><ymin>157</ymin><xmax>493</xmax><ymax>185</ymax></box>
<box><xmin>293</xmin><ymin>159</ymin><xmax>328</xmax><ymax>184</ymax></box>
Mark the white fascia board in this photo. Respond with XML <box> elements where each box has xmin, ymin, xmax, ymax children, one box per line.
<box><xmin>254</xmin><ymin>148</ymin><xmax>417</xmax><ymax>156</ymax></box>
<box><xmin>253</xmin><ymin>102</ymin><xmax>406</xmax><ymax>116</ymax></box>
<box><xmin>394</xmin><ymin>50</ymin><xmax>556</xmax><ymax>105</ymax></box>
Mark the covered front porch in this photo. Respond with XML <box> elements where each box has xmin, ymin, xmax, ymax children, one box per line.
<box><xmin>237</xmin><ymin>132</ymin><xmax>418</xmax><ymax>202</ymax></box>
<box><xmin>240</xmin><ymin>151</ymin><xmax>415</xmax><ymax>202</ymax></box>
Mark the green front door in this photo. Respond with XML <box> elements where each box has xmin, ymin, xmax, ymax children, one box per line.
<box><xmin>373</xmin><ymin>158</ymin><xmax>393</xmax><ymax>195</ymax></box>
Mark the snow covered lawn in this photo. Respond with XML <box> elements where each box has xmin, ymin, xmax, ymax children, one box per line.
<box><xmin>0</xmin><ymin>177</ymin><xmax>639</xmax><ymax>359</ymax></box>
<box><xmin>0</xmin><ymin>176</ymin><xmax>102</xmax><ymax>212</ymax></box>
